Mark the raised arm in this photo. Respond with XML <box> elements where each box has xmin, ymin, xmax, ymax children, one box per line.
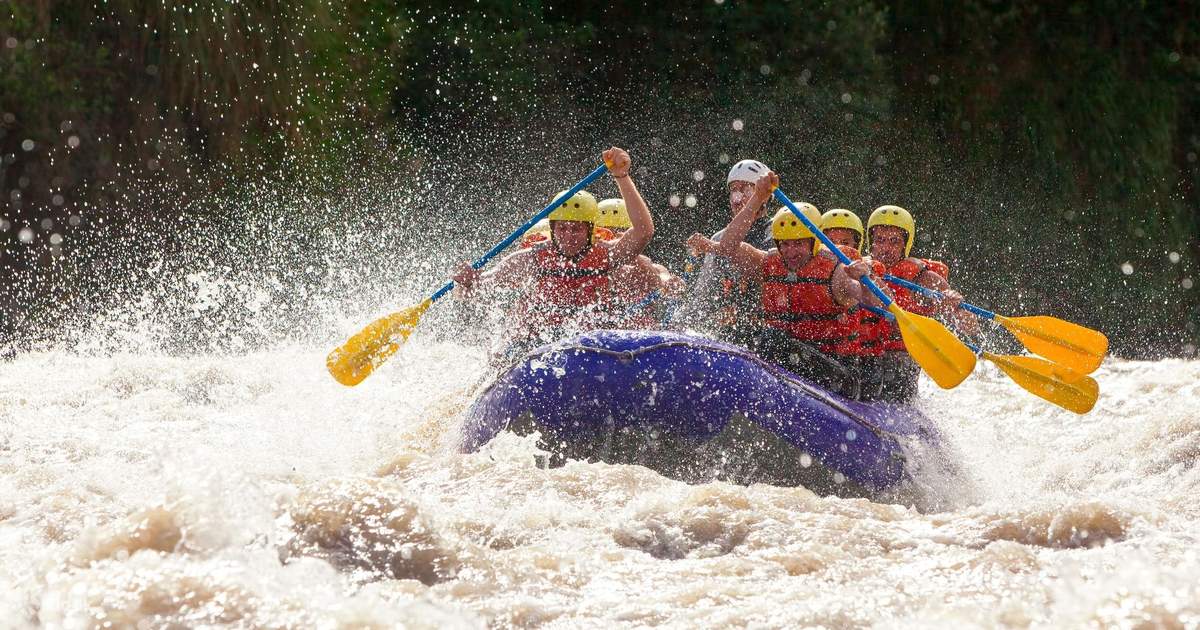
<box><xmin>605</xmin><ymin>147</ymin><xmax>654</xmax><ymax>268</ymax></box>
<box><xmin>715</xmin><ymin>171</ymin><xmax>777</xmax><ymax>277</ymax></box>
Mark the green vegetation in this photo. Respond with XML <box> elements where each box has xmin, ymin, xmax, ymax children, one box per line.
<box><xmin>1</xmin><ymin>1</ymin><xmax>1197</xmax><ymax>356</ymax></box>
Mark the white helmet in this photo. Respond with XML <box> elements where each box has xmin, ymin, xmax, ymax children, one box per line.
<box><xmin>726</xmin><ymin>159</ymin><xmax>770</xmax><ymax>186</ymax></box>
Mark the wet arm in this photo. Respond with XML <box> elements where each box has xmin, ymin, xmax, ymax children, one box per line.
<box><xmin>716</xmin><ymin>206</ymin><xmax>768</xmax><ymax>278</ymax></box>
<box><xmin>455</xmin><ymin>249</ymin><xmax>534</xmax><ymax>297</ymax></box>
<box><xmin>608</xmin><ymin>179</ymin><xmax>654</xmax><ymax>268</ymax></box>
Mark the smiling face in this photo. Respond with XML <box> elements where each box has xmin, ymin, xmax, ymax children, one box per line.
<box><xmin>550</xmin><ymin>220</ymin><xmax>593</xmax><ymax>257</ymax></box>
<box><xmin>870</xmin><ymin>225</ymin><xmax>908</xmax><ymax>266</ymax></box>
<box><xmin>776</xmin><ymin>238</ymin><xmax>814</xmax><ymax>268</ymax></box>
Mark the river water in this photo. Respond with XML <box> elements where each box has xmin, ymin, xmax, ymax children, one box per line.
<box><xmin>3</xmin><ymin>302</ymin><xmax>1199</xmax><ymax>628</ymax></box>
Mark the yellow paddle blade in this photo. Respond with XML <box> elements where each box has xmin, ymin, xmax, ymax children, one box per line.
<box><xmin>995</xmin><ymin>315</ymin><xmax>1108</xmax><ymax>374</ymax></box>
<box><xmin>983</xmin><ymin>352</ymin><xmax>1099</xmax><ymax>414</ymax></box>
<box><xmin>326</xmin><ymin>299</ymin><xmax>433</xmax><ymax>387</ymax></box>
<box><xmin>888</xmin><ymin>303</ymin><xmax>977</xmax><ymax>389</ymax></box>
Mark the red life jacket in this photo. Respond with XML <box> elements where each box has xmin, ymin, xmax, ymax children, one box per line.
<box><xmin>880</xmin><ymin>257</ymin><xmax>949</xmax><ymax>352</ymax></box>
<box><xmin>815</xmin><ymin>246</ymin><xmax>889</xmax><ymax>356</ymax></box>
<box><xmin>760</xmin><ymin>252</ymin><xmax>855</xmax><ymax>354</ymax></box>
<box><xmin>518</xmin><ymin>243</ymin><xmax>614</xmax><ymax>334</ymax></box>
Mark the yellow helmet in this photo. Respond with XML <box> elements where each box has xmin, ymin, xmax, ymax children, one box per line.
<box><xmin>548</xmin><ymin>190</ymin><xmax>598</xmax><ymax>223</ymax></box>
<box><xmin>867</xmin><ymin>205</ymin><xmax>915</xmax><ymax>256</ymax></box>
<box><xmin>770</xmin><ymin>203</ymin><xmax>820</xmax><ymax>241</ymax></box>
<box><xmin>819</xmin><ymin>208</ymin><xmax>865</xmax><ymax>253</ymax></box>
<box><xmin>596</xmin><ymin>198</ymin><xmax>631</xmax><ymax>229</ymax></box>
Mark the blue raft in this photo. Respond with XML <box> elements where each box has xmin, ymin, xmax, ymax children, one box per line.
<box><xmin>462</xmin><ymin>329</ymin><xmax>950</xmax><ymax>496</ymax></box>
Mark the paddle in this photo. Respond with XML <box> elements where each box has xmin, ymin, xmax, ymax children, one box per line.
<box><xmin>862</xmin><ymin>305</ymin><xmax>1097</xmax><ymax>413</ymax></box>
<box><xmin>620</xmin><ymin>290</ymin><xmax>663</xmax><ymax>321</ymax></box>
<box><xmin>972</xmin><ymin>345</ymin><xmax>1099</xmax><ymax>414</ymax></box>
<box><xmin>326</xmin><ymin>163</ymin><xmax>611</xmax><ymax>386</ymax></box>
<box><xmin>882</xmin><ymin>274</ymin><xmax>1108</xmax><ymax>374</ymax></box>
<box><xmin>773</xmin><ymin>189</ymin><xmax>976</xmax><ymax>389</ymax></box>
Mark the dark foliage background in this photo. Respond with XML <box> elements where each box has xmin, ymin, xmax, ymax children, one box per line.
<box><xmin>2</xmin><ymin>0</ymin><xmax>1197</xmax><ymax>357</ymax></box>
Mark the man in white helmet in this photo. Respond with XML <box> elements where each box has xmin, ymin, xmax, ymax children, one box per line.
<box><xmin>672</xmin><ymin>159</ymin><xmax>775</xmax><ymax>343</ymax></box>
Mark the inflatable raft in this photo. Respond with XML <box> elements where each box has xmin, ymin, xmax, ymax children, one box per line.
<box><xmin>462</xmin><ymin>329</ymin><xmax>950</xmax><ymax>497</ymax></box>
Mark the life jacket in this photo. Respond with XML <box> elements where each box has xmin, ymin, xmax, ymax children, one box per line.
<box><xmin>516</xmin><ymin>243</ymin><xmax>614</xmax><ymax>335</ymax></box>
<box><xmin>814</xmin><ymin>245</ymin><xmax>889</xmax><ymax>356</ymax></box>
<box><xmin>760</xmin><ymin>252</ymin><xmax>855</xmax><ymax>354</ymax></box>
<box><xmin>825</xmin><ymin>252</ymin><xmax>892</xmax><ymax>355</ymax></box>
<box><xmin>716</xmin><ymin>271</ymin><xmax>757</xmax><ymax>330</ymax></box>
<box><xmin>880</xmin><ymin>257</ymin><xmax>949</xmax><ymax>352</ymax></box>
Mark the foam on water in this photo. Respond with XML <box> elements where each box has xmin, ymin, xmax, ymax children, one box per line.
<box><xmin>3</xmin><ymin>136</ymin><xmax>1198</xmax><ymax>626</ymax></box>
<box><xmin>3</xmin><ymin>327</ymin><xmax>1199</xmax><ymax>627</ymax></box>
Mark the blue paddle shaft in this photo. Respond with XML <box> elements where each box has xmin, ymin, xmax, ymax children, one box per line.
<box><xmin>429</xmin><ymin>163</ymin><xmax>610</xmax><ymax>302</ymax></box>
<box><xmin>622</xmin><ymin>290</ymin><xmax>662</xmax><ymax>320</ymax></box>
<box><xmin>882</xmin><ymin>274</ymin><xmax>995</xmax><ymax>320</ymax></box>
<box><xmin>867</xmin><ymin>291</ymin><xmax>982</xmax><ymax>355</ymax></box>
<box><xmin>864</xmin><ymin>304</ymin><xmax>895</xmax><ymax>321</ymax></box>
<box><xmin>772</xmin><ymin>189</ymin><xmax>893</xmax><ymax>306</ymax></box>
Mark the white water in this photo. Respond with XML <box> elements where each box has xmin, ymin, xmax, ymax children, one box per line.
<box><xmin>3</xmin><ymin>325</ymin><xmax>1199</xmax><ymax>628</ymax></box>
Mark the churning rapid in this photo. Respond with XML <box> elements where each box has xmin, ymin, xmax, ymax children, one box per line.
<box><xmin>0</xmin><ymin>148</ymin><xmax>1196</xmax><ymax>627</ymax></box>
<box><xmin>2</xmin><ymin>315</ymin><xmax>1199</xmax><ymax>626</ymax></box>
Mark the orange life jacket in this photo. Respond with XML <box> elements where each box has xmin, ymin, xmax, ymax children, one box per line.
<box><xmin>517</xmin><ymin>243</ymin><xmax>614</xmax><ymax>334</ymax></box>
<box><xmin>880</xmin><ymin>257</ymin><xmax>949</xmax><ymax>352</ymax></box>
<box><xmin>814</xmin><ymin>245</ymin><xmax>891</xmax><ymax>356</ymax></box>
<box><xmin>760</xmin><ymin>252</ymin><xmax>855</xmax><ymax>353</ymax></box>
